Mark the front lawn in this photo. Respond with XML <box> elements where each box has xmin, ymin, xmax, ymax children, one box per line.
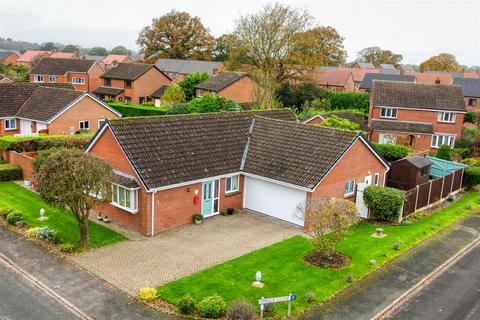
<box><xmin>0</xmin><ymin>182</ymin><xmax>125</xmax><ymax>248</ymax></box>
<box><xmin>157</xmin><ymin>192</ymin><xmax>480</xmax><ymax>316</ymax></box>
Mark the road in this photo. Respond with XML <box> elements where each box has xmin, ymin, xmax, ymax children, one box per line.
<box><xmin>386</xmin><ymin>242</ymin><xmax>480</xmax><ymax>320</ymax></box>
<box><xmin>0</xmin><ymin>261</ymin><xmax>78</xmax><ymax>320</ymax></box>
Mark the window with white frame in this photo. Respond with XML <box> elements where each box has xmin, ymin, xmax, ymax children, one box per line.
<box><xmin>72</xmin><ymin>77</ymin><xmax>85</xmax><ymax>84</ymax></box>
<box><xmin>437</xmin><ymin>112</ymin><xmax>456</xmax><ymax>123</ymax></box>
<box><xmin>374</xmin><ymin>173</ymin><xmax>380</xmax><ymax>186</ymax></box>
<box><xmin>197</xmin><ymin>89</ymin><xmax>203</xmax><ymax>97</ymax></box>
<box><xmin>4</xmin><ymin>118</ymin><xmax>16</xmax><ymax>130</ymax></box>
<box><xmin>344</xmin><ymin>180</ymin><xmax>355</xmax><ymax>197</ymax></box>
<box><xmin>48</xmin><ymin>75</ymin><xmax>56</xmax><ymax>83</ymax></box>
<box><xmin>111</xmin><ymin>184</ymin><xmax>138</xmax><ymax>212</ymax></box>
<box><xmin>33</xmin><ymin>75</ymin><xmax>44</xmax><ymax>83</ymax></box>
<box><xmin>379</xmin><ymin>133</ymin><xmax>397</xmax><ymax>144</ymax></box>
<box><xmin>79</xmin><ymin>120</ymin><xmax>90</xmax><ymax>131</ymax></box>
<box><xmin>468</xmin><ymin>98</ymin><xmax>477</xmax><ymax>107</ymax></box>
<box><xmin>431</xmin><ymin>134</ymin><xmax>455</xmax><ymax>148</ymax></box>
<box><xmin>225</xmin><ymin>175</ymin><xmax>239</xmax><ymax>193</ymax></box>
<box><xmin>380</xmin><ymin>107</ymin><xmax>398</xmax><ymax>119</ymax></box>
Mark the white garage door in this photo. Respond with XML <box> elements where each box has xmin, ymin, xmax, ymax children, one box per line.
<box><xmin>244</xmin><ymin>176</ymin><xmax>306</xmax><ymax>226</ymax></box>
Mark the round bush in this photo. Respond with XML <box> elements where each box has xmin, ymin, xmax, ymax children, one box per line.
<box><xmin>464</xmin><ymin>166</ymin><xmax>480</xmax><ymax>189</ymax></box>
<box><xmin>177</xmin><ymin>294</ymin><xmax>196</xmax><ymax>315</ymax></box>
<box><xmin>197</xmin><ymin>294</ymin><xmax>227</xmax><ymax>318</ymax></box>
<box><xmin>36</xmin><ymin>226</ymin><xmax>58</xmax><ymax>243</ymax></box>
<box><xmin>6</xmin><ymin>211</ymin><xmax>23</xmax><ymax>225</ymax></box>
<box><xmin>0</xmin><ymin>207</ymin><xmax>13</xmax><ymax>218</ymax></box>
<box><xmin>138</xmin><ymin>287</ymin><xmax>157</xmax><ymax>302</ymax></box>
<box><xmin>60</xmin><ymin>243</ymin><xmax>76</xmax><ymax>253</ymax></box>
<box><xmin>226</xmin><ymin>299</ymin><xmax>255</xmax><ymax>320</ymax></box>
<box><xmin>363</xmin><ymin>186</ymin><xmax>405</xmax><ymax>221</ymax></box>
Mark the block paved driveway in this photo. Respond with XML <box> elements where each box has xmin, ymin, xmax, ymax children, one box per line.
<box><xmin>71</xmin><ymin>211</ymin><xmax>302</xmax><ymax>295</ymax></box>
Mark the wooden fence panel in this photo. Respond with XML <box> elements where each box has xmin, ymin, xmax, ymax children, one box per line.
<box><xmin>416</xmin><ymin>182</ymin><xmax>430</xmax><ymax>209</ymax></box>
<box><xmin>403</xmin><ymin>188</ymin><xmax>417</xmax><ymax>216</ymax></box>
<box><xmin>442</xmin><ymin>174</ymin><xmax>453</xmax><ymax>198</ymax></box>
<box><xmin>452</xmin><ymin>169</ymin><xmax>463</xmax><ymax>191</ymax></box>
<box><xmin>429</xmin><ymin>179</ymin><xmax>443</xmax><ymax>204</ymax></box>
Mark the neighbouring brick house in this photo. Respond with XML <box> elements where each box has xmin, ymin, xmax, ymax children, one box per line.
<box><xmin>49</xmin><ymin>52</ymin><xmax>79</xmax><ymax>59</ymax></box>
<box><xmin>0</xmin><ymin>83</ymin><xmax>121</xmax><ymax>136</ymax></box>
<box><xmin>154</xmin><ymin>58</ymin><xmax>223</xmax><ymax>82</ymax></box>
<box><xmin>16</xmin><ymin>50</ymin><xmax>52</xmax><ymax>66</ymax></box>
<box><xmin>311</xmin><ymin>69</ymin><xmax>355</xmax><ymax>92</ymax></box>
<box><xmin>368</xmin><ymin>80</ymin><xmax>466</xmax><ymax>153</ymax></box>
<box><xmin>29</xmin><ymin>58</ymin><xmax>104</xmax><ymax>92</ymax></box>
<box><xmin>452</xmin><ymin>78</ymin><xmax>480</xmax><ymax>110</ymax></box>
<box><xmin>359</xmin><ymin>73</ymin><xmax>416</xmax><ymax>92</ymax></box>
<box><xmin>94</xmin><ymin>63</ymin><xmax>171</xmax><ymax>104</ymax></box>
<box><xmin>195</xmin><ymin>71</ymin><xmax>257</xmax><ymax>104</ymax></box>
<box><xmin>86</xmin><ymin>109</ymin><xmax>389</xmax><ymax>235</ymax></box>
<box><xmin>101</xmin><ymin>54</ymin><xmax>133</xmax><ymax>71</ymax></box>
<box><xmin>337</xmin><ymin>67</ymin><xmax>380</xmax><ymax>91</ymax></box>
<box><xmin>0</xmin><ymin>51</ymin><xmax>20</xmax><ymax>64</ymax></box>
<box><xmin>406</xmin><ymin>72</ymin><xmax>453</xmax><ymax>85</ymax></box>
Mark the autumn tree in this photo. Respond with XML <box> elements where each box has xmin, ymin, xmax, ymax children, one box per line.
<box><xmin>296</xmin><ymin>26</ymin><xmax>347</xmax><ymax>67</ymax></box>
<box><xmin>88</xmin><ymin>47</ymin><xmax>108</xmax><ymax>56</ymax></box>
<box><xmin>212</xmin><ymin>33</ymin><xmax>239</xmax><ymax>62</ymax></box>
<box><xmin>36</xmin><ymin>149</ymin><xmax>113</xmax><ymax>247</ymax></box>
<box><xmin>137</xmin><ymin>10</ymin><xmax>215</xmax><ymax>61</ymax></box>
<box><xmin>110</xmin><ymin>45</ymin><xmax>132</xmax><ymax>55</ymax></box>
<box><xmin>232</xmin><ymin>3</ymin><xmax>313</xmax><ymax>83</ymax></box>
<box><xmin>356</xmin><ymin>47</ymin><xmax>403</xmax><ymax>66</ymax></box>
<box><xmin>419</xmin><ymin>53</ymin><xmax>461</xmax><ymax>72</ymax></box>
<box><xmin>297</xmin><ymin>198</ymin><xmax>357</xmax><ymax>266</ymax></box>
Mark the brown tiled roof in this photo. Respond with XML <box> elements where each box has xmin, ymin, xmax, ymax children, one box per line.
<box><xmin>312</xmin><ymin>70</ymin><xmax>353</xmax><ymax>87</ymax></box>
<box><xmin>406</xmin><ymin>72</ymin><xmax>453</xmax><ymax>85</ymax></box>
<box><xmin>370</xmin><ymin>119</ymin><xmax>433</xmax><ymax>134</ymax></box>
<box><xmin>244</xmin><ymin>117</ymin><xmax>359</xmax><ymax>189</ymax></box>
<box><xmin>195</xmin><ymin>72</ymin><xmax>248</xmax><ymax>92</ymax></box>
<box><xmin>319</xmin><ymin>111</ymin><xmax>368</xmax><ymax>131</ymax></box>
<box><xmin>113</xmin><ymin>171</ymin><xmax>140</xmax><ymax>189</ymax></box>
<box><xmin>16</xmin><ymin>87</ymin><xmax>84</xmax><ymax>122</ymax></box>
<box><xmin>372</xmin><ymin>81</ymin><xmax>466</xmax><ymax>112</ymax></box>
<box><xmin>97</xmin><ymin>109</ymin><xmax>372</xmax><ymax>190</ymax></box>
<box><xmin>0</xmin><ymin>83</ymin><xmax>38</xmax><ymax>117</ymax></box>
<box><xmin>150</xmin><ymin>85</ymin><xmax>170</xmax><ymax>98</ymax></box>
<box><xmin>93</xmin><ymin>86</ymin><xmax>124</xmax><ymax>96</ymax></box>
<box><xmin>101</xmin><ymin>63</ymin><xmax>158</xmax><ymax>80</ymax></box>
<box><xmin>30</xmin><ymin>58</ymin><xmax>97</xmax><ymax>75</ymax></box>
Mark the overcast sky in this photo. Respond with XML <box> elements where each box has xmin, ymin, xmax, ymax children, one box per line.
<box><xmin>1</xmin><ymin>0</ymin><xmax>479</xmax><ymax>65</ymax></box>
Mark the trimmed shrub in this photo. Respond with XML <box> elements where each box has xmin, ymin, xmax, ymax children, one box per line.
<box><xmin>6</xmin><ymin>211</ymin><xmax>23</xmax><ymax>225</ymax></box>
<box><xmin>26</xmin><ymin>227</ymin><xmax>39</xmax><ymax>238</ymax></box>
<box><xmin>226</xmin><ymin>299</ymin><xmax>256</xmax><ymax>320</ymax></box>
<box><xmin>177</xmin><ymin>294</ymin><xmax>196</xmax><ymax>315</ymax></box>
<box><xmin>321</xmin><ymin>90</ymin><xmax>370</xmax><ymax>112</ymax></box>
<box><xmin>0</xmin><ymin>207</ymin><xmax>13</xmax><ymax>218</ymax></box>
<box><xmin>0</xmin><ymin>164</ymin><xmax>22</xmax><ymax>181</ymax></box>
<box><xmin>107</xmin><ymin>102</ymin><xmax>169</xmax><ymax>117</ymax></box>
<box><xmin>453</xmin><ymin>148</ymin><xmax>470</xmax><ymax>160</ymax></box>
<box><xmin>36</xmin><ymin>226</ymin><xmax>58</xmax><ymax>243</ymax></box>
<box><xmin>363</xmin><ymin>186</ymin><xmax>406</xmax><ymax>221</ymax></box>
<box><xmin>436</xmin><ymin>144</ymin><xmax>452</xmax><ymax>161</ymax></box>
<box><xmin>464</xmin><ymin>166</ymin><xmax>480</xmax><ymax>189</ymax></box>
<box><xmin>60</xmin><ymin>243</ymin><xmax>76</xmax><ymax>253</ymax></box>
<box><xmin>462</xmin><ymin>158</ymin><xmax>480</xmax><ymax>166</ymax></box>
<box><xmin>320</xmin><ymin>115</ymin><xmax>360</xmax><ymax>131</ymax></box>
<box><xmin>197</xmin><ymin>294</ymin><xmax>227</xmax><ymax>318</ymax></box>
<box><xmin>138</xmin><ymin>287</ymin><xmax>157</xmax><ymax>302</ymax></box>
<box><xmin>186</xmin><ymin>95</ymin><xmax>239</xmax><ymax>114</ymax></box>
<box><xmin>371</xmin><ymin>143</ymin><xmax>412</xmax><ymax>161</ymax></box>
<box><xmin>0</xmin><ymin>135</ymin><xmax>91</xmax><ymax>152</ymax></box>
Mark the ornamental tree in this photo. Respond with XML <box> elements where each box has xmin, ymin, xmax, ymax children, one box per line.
<box><xmin>298</xmin><ymin>198</ymin><xmax>358</xmax><ymax>256</ymax></box>
<box><xmin>161</xmin><ymin>84</ymin><xmax>186</xmax><ymax>106</ymax></box>
<box><xmin>363</xmin><ymin>186</ymin><xmax>405</xmax><ymax>222</ymax></box>
<box><xmin>320</xmin><ymin>115</ymin><xmax>360</xmax><ymax>131</ymax></box>
<box><xmin>36</xmin><ymin>149</ymin><xmax>113</xmax><ymax>246</ymax></box>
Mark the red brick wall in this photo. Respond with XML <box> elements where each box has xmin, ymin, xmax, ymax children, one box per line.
<box><xmin>304</xmin><ymin>116</ymin><xmax>324</xmax><ymax>125</ymax></box>
<box><xmin>370</xmin><ymin>131</ymin><xmax>432</xmax><ymax>153</ymax></box>
<box><xmin>0</xmin><ymin>118</ymin><xmax>21</xmax><ymax>136</ymax></box>
<box><xmin>307</xmin><ymin>138</ymin><xmax>388</xmax><ymax>201</ymax></box>
<box><xmin>10</xmin><ymin>151</ymin><xmax>37</xmax><ymax>182</ymax></box>
<box><xmin>47</xmin><ymin>95</ymin><xmax>119</xmax><ymax>135</ymax></box>
<box><xmin>217</xmin><ymin>76</ymin><xmax>257</xmax><ymax>103</ymax></box>
<box><xmin>464</xmin><ymin>96</ymin><xmax>478</xmax><ymax>110</ymax></box>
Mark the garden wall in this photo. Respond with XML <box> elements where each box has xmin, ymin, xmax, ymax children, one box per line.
<box><xmin>9</xmin><ymin>151</ymin><xmax>37</xmax><ymax>183</ymax></box>
<box><xmin>402</xmin><ymin>168</ymin><xmax>465</xmax><ymax>217</ymax></box>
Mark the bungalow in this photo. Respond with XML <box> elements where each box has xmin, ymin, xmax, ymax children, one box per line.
<box><xmin>368</xmin><ymin>81</ymin><xmax>466</xmax><ymax>153</ymax></box>
<box><xmin>16</xmin><ymin>50</ymin><xmax>52</xmax><ymax>66</ymax></box>
<box><xmin>154</xmin><ymin>58</ymin><xmax>223</xmax><ymax>82</ymax></box>
<box><xmin>359</xmin><ymin>73</ymin><xmax>416</xmax><ymax>92</ymax></box>
<box><xmin>94</xmin><ymin>63</ymin><xmax>171</xmax><ymax>104</ymax></box>
<box><xmin>86</xmin><ymin>110</ymin><xmax>389</xmax><ymax>235</ymax></box>
<box><xmin>0</xmin><ymin>74</ymin><xmax>12</xmax><ymax>83</ymax></box>
<box><xmin>29</xmin><ymin>58</ymin><xmax>104</xmax><ymax>92</ymax></box>
<box><xmin>195</xmin><ymin>71</ymin><xmax>257</xmax><ymax>104</ymax></box>
<box><xmin>0</xmin><ymin>51</ymin><xmax>20</xmax><ymax>64</ymax></box>
<box><xmin>452</xmin><ymin>78</ymin><xmax>480</xmax><ymax>110</ymax></box>
<box><xmin>101</xmin><ymin>54</ymin><xmax>133</xmax><ymax>71</ymax></box>
<box><xmin>312</xmin><ymin>69</ymin><xmax>355</xmax><ymax>92</ymax></box>
<box><xmin>0</xmin><ymin>83</ymin><xmax>121</xmax><ymax>136</ymax></box>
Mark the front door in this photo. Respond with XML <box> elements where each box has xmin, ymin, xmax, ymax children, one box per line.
<box><xmin>20</xmin><ymin>120</ymin><xmax>32</xmax><ymax>134</ymax></box>
<box><xmin>201</xmin><ymin>179</ymin><xmax>220</xmax><ymax>217</ymax></box>
<box><xmin>356</xmin><ymin>175</ymin><xmax>372</xmax><ymax>219</ymax></box>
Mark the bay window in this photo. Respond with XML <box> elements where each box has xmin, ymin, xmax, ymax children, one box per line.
<box><xmin>111</xmin><ymin>184</ymin><xmax>138</xmax><ymax>213</ymax></box>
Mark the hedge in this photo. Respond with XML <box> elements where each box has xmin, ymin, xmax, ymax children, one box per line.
<box><xmin>371</xmin><ymin>143</ymin><xmax>412</xmax><ymax>161</ymax></box>
<box><xmin>107</xmin><ymin>102</ymin><xmax>169</xmax><ymax>117</ymax></box>
<box><xmin>363</xmin><ymin>186</ymin><xmax>406</xmax><ymax>221</ymax></box>
<box><xmin>321</xmin><ymin>90</ymin><xmax>370</xmax><ymax>112</ymax></box>
<box><xmin>464</xmin><ymin>166</ymin><xmax>480</xmax><ymax>190</ymax></box>
<box><xmin>0</xmin><ymin>164</ymin><xmax>23</xmax><ymax>181</ymax></box>
<box><xmin>0</xmin><ymin>135</ymin><xmax>92</xmax><ymax>152</ymax></box>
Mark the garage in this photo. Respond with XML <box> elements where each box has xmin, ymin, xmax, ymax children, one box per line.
<box><xmin>244</xmin><ymin>176</ymin><xmax>306</xmax><ymax>226</ymax></box>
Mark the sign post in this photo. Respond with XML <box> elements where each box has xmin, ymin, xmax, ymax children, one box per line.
<box><xmin>259</xmin><ymin>294</ymin><xmax>296</xmax><ymax>319</ymax></box>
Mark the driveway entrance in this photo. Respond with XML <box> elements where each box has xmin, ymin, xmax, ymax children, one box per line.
<box><xmin>71</xmin><ymin>211</ymin><xmax>302</xmax><ymax>295</ymax></box>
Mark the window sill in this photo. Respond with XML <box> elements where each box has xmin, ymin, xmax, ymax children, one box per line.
<box><xmin>379</xmin><ymin>117</ymin><xmax>397</xmax><ymax>120</ymax></box>
<box><xmin>110</xmin><ymin>202</ymin><xmax>138</xmax><ymax>214</ymax></box>
<box><xmin>344</xmin><ymin>193</ymin><xmax>355</xmax><ymax>199</ymax></box>
<box><xmin>225</xmin><ymin>190</ymin><xmax>241</xmax><ymax>197</ymax></box>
